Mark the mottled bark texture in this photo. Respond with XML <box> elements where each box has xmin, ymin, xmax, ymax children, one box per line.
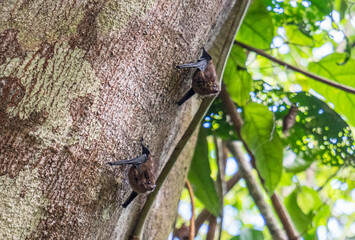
<box><xmin>1</xmin><ymin>1</ymin><xmax>237</xmax><ymax>239</ymax></box>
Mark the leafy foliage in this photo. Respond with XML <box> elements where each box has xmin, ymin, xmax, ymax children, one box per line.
<box><xmin>237</xmin><ymin>0</ymin><xmax>274</xmax><ymax>49</ymax></box>
<box><xmin>252</xmin><ymin>83</ymin><xmax>355</xmax><ymax>167</ymax></box>
<box><xmin>241</xmin><ymin>102</ymin><xmax>283</xmax><ymax>193</ymax></box>
<box><xmin>188</xmin><ymin>126</ymin><xmax>221</xmax><ymax>216</ymax></box>
<box><xmin>203</xmin><ymin>98</ymin><xmax>239</xmax><ymax>140</ymax></box>
<box><xmin>306</xmin><ymin>53</ymin><xmax>355</xmax><ymax>127</ymax></box>
<box><xmin>223</xmin><ymin>45</ymin><xmax>252</xmax><ymax>106</ymax></box>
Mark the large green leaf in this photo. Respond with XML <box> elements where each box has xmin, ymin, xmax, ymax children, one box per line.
<box><xmin>236</xmin><ymin>0</ymin><xmax>274</xmax><ymax>49</ymax></box>
<box><xmin>231</xmin><ymin>229</ymin><xmax>264</xmax><ymax>240</ymax></box>
<box><xmin>296</xmin><ymin>187</ymin><xmax>322</xmax><ymax>215</ymax></box>
<box><xmin>305</xmin><ymin>53</ymin><xmax>355</xmax><ymax>128</ymax></box>
<box><xmin>223</xmin><ymin>46</ymin><xmax>252</xmax><ymax>106</ymax></box>
<box><xmin>285</xmin><ymin>190</ymin><xmax>313</xmax><ymax>233</ymax></box>
<box><xmin>188</xmin><ymin>127</ymin><xmax>221</xmax><ymax>216</ymax></box>
<box><xmin>287</xmin><ymin>92</ymin><xmax>355</xmax><ymax>166</ymax></box>
<box><xmin>241</xmin><ymin>102</ymin><xmax>283</xmax><ymax>193</ymax></box>
<box><xmin>284</xmin><ymin>25</ymin><xmax>314</xmax><ymax>46</ymax></box>
<box><xmin>310</xmin><ymin>0</ymin><xmax>332</xmax><ymax>14</ymax></box>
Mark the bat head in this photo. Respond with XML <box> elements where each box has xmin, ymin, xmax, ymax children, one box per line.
<box><xmin>142</xmin><ymin>170</ymin><xmax>156</xmax><ymax>192</ymax></box>
<box><xmin>210</xmin><ymin>82</ymin><xmax>220</xmax><ymax>94</ymax></box>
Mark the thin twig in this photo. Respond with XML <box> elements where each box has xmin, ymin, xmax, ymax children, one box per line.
<box><xmin>234</xmin><ymin>40</ymin><xmax>355</xmax><ymax>94</ymax></box>
<box><xmin>317</xmin><ymin>168</ymin><xmax>340</xmax><ymax>192</ymax></box>
<box><xmin>270</xmin><ymin>194</ymin><xmax>299</xmax><ymax>240</ymax></box>
<box><xmin>194</xmin><ymin>209</ymin><xmax>210</xmax><ymax>236</ymax></box>
<box><xmin>213</xmin><ymin>136</ymin><xmax>225</xmax><ymax>240</ymax></box>
<box><xmin>185</xmin><ymin>180</ymin><xmax>196</xmax><ymax>240</ymax></box>
<box><xmin>206</xmin><ymin>215</ymin><xmax>217</xmax><ymax>240</ymax></box>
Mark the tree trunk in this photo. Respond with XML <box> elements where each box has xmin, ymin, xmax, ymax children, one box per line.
<box><xmin>0</xmin><ymin>1</ymin><xmax>244</xmax><ymax>239</ymax></box>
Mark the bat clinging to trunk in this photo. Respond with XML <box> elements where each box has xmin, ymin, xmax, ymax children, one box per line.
<box><xmin>108</xmin><ymin>140</ymin><xmax>156</xmax><ymax>208</ymax></box>
<box><xmin>176</xmin><ymin>49</ymin><xmax>220</xmax><ymax>105</ymax></box>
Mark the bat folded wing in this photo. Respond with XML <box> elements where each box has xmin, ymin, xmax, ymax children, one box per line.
<box><xmin>108</xmin><ymin>154</ymin><xmax>148</xmax><ymax>166</ymax></box>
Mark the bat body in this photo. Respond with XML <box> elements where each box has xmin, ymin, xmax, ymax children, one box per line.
<box><xmin>177</xmin><ymin>49</ymin><xmax>220</xmax><ymax>105</ymax></box>
<box><xmin>108</xmin><ymin>140</ymin><xmax>156</xmax><ymax>208</ymax></box>
<box><xmin>121</xmin><ymin>155</ymin><xmax>156</xmax><ymax>208</ymax></box>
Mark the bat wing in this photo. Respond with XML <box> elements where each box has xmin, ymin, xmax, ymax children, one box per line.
<box><xmin>177</xmin><ymin>59</ymin><xmax>208</xmax><ymax>71</ymax></box>
<box><xmin>122</xmin><ymin>191</ymin><xmax>138</xmax><ymax>208</ymax></box>
<box><xmin>108</xmin><ymin>154</ymin><xmax>148</xmax><ymax>166</ymax></box>
<box><xmin>176</xmin><ymin>88</ymin><xmax>195</xmax><ymax>106</ymax></box>
<box><xmin>177</xmin><ymin>49</ymin><xmax>212</xmax><ymax>71</ymax></box>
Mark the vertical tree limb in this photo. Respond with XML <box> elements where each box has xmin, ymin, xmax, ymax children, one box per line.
<box><xmin>220</xmin><ymin>82</ymin><xmax>299</xmax><ymax>239</ymax></box>
<box><xmin>227</xmin><ymin>142</ymin><xmax>287</xmax><ymax>240</ymax></box>
<box><xmin>206</xmin><ymin>215</ymin><xmax>217</xmax><ymax>240</ymax></box>
<box><xmin>214</xmin><ymin>136</ymin><xmax>225</xmax><ymax>240</ymax></box>
<box><xmin>185</xmin><ymin>180</ymin><xmax>196</xmax><ymax>240</ymax></box>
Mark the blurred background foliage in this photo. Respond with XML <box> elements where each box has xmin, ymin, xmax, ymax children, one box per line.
<box><xmin>172</xmin><ymin>0</ymin><xmax>355</xmax><ymax>239</ymax></box>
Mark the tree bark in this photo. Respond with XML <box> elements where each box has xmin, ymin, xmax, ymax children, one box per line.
<box><xmin>0</xmin><ymin>1</ymin><xmax>245</xmax><ymax>239</ymax></box>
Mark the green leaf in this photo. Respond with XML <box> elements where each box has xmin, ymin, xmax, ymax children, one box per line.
<box><xmin>310</xmin><ymin>0</ymin><xmax>332</xmax><ymax>14</ymax></box>
<box><xmin>231</xmin><ymin>229</ymin><xmax>264</xmax><ymax>240</ymax></box>
<box><xmin>334</xmin><ymin>0</ymin><xmax>348</xmax><ymax>19</ymax></box>
<box><xmin>285</xmin><ymin>190</ymin><xmax>313</xmax><ymax>233</ymax></box>
<box><xmin>241</xmin><ymin>103</ymin><xmax>283</xmax><ymax>193</ymax></box>
<box><xmin>188</xmin><ymin>127</ymin><xmax>221</xmax><ymax>216</ymax></box>
<box><xmin>284</xmin><ymin>25</ymin><xmax>314</xmax><ymax>46</ymax></box>
<box><xmin>306</xmin><ymin>53</ymin><xmax>355</xmax><ymax>128</ymax></box>
<box><xmin>236</xmin><ymin>0</ymin><xmax>274</xmax><ymax>49</ymax></box>
<box><xmin>223</xmin><ymin>46</ymin><xmax>252</xmax><ymax>106</ymax></box>
<box><xmin>296</xmin><ymin>187</ymin><xmax>322</xmax><ymax>215</ymax></box>
<box><xmin>313</xmin><ymin>205</ymin><xmax>331</xmax><ymax>226</ymax></box>
<box><xmin>288</xmin><ymin>92</ymin><xmax>354</xmax><ymax>166</ymax></box>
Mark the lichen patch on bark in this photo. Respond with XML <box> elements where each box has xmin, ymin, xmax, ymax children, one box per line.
<box><xmin>0</xmin><ymin>1</ymin><xmax>85</xmax><ymax>49</ymax></box>
<box><xmin>97</xmin><ymin>0</ymin><xmax>156</xmax><ymax>34</ymax></box>
<box><xmin>0</xmin><ymin>42</ymin><xmax>101</xmax><ymax>148</ymax></box>
<box><xmin>0</xmin><ymin>167</ymin><xmax>48</xmax><ymax>240</ymax></box>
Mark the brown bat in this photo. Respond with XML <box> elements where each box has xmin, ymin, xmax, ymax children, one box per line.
<box><xmin>108</xmin><ymin>140</ymin><xmax>156</xmax><ymax>208</ymax></box>
<box><xmin>121</xmin><ymin>157</ymin><xmax>156</xmax><ymax>208</ymax></box>
<box><xmin>176</xmin><ymin>48</ymin><xmax>220</xmax><ymax>105</ymax></box>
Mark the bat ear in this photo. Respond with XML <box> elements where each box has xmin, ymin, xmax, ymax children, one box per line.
<box><xmin>141</xmin><ymin>142</ymin><xmax>150</xmax><ymax>155</ymax></box>
<box><xmin>201</xmin><ymin>48</ymin><xmax>212</xmax><ymax>61</ymax></box>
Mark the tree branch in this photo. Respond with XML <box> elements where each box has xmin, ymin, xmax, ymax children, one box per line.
<box><xmin>220</xmin><ymin>83</ymin><xmax>299</xmax><ymax>239</ymax></box>
<box><xmin>270</xmin><ymin>194</ymin><xmax>299</xmax><ymax>240</ymax></box>
<box><xmin>214</xmin><ymin>136</ymin><xmax>225</xmax><ymax>240</ymax></box>
<box><xmin>234</xmin><ymin>40</ymin><xmax>355</xmax><ymax>94</ymax></box>
<box><xmin>206</xmin><ymin>215</ymin><xmax>217</xmax><ymax>240</ymax></box>
<box><xmin>185</xmin><ymin>180</ymin><xmax>196</xmax><ymax>240</ymax></box>
<box><xmin>227</xmin><ymin>142</ymin><xmax>287</xmax><ymax>240</ymax></box>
